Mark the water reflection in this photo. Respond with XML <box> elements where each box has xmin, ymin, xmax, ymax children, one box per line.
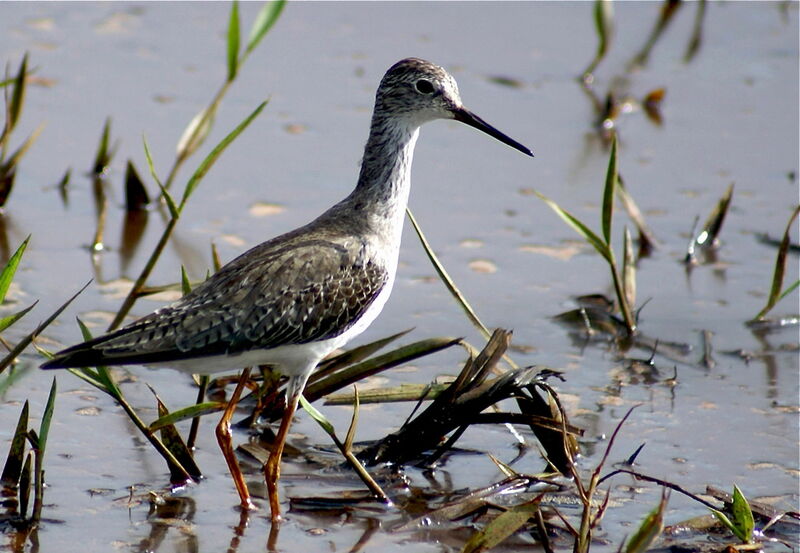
<box><xmin>136</xmin><ymin>495</ymin><xmax>198</xmax><ymax>553</ymax></box>
<box><xmin>90</xmin><ymin>175</ymin><xmax>108</xmax><ymax>253</ymax></box>
<box><xmin>119</xmin><ymin>210</ymin><xmax>149</xmax><ymax>277</ymax></box>
<box><xmin>0</xmin><ymin>214</ymin><xmax>10</xmax><ymax>262</ymax></box>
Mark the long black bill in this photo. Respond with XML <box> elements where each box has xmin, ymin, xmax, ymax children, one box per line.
<box><xmin>453</xmin><ymin>107</ymin><xmax>534</xmax><ymax>157</ymax></box>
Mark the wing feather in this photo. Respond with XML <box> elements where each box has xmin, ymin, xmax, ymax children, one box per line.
<box><xmin>42</xmin><ymin>234</ymin><xmax>389</xmax><ymax>369</ymax></box>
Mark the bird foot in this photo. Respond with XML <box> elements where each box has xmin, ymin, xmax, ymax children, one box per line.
<box><xmin>239</xmin><ymin>497</ymin><xmax>259</xmax><ymax>512</ymax></box>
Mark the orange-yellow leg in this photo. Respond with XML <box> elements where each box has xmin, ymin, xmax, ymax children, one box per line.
<box><xmin>215</xmin><ymin>367</ymin><xmax>256</xmax><ymax>511</ymax></box>
<box><xmin>264</xmin><ymin>373</ymin><xmax>309</xmax><ymax>522</ymax></box>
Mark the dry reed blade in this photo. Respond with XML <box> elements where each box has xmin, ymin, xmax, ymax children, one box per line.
<box><xmin>324</xmin><ymin>381</ymin><xmax>451</xmax><ymax>405</ymax></box>
<box><xmin>462</xmin><ymin>496</ymin><xmax>543</xmax><ymax>553</ymax></box>
<box><xmin>617</xmin><ymin>176</ymin><xmax>658</xmax><ymax>252</ymax></box>
<box><xmin>152</xmin><ymin>393</ymin><xmax>203</xmax><ymax>482</ymax></box>
<box><xmin>1</xmin><ymin>401</ymin><xmax>28</xmax><ymax>487</ymax></box>
<box><xmin>622</xmin><ymin>227</ymin><xmax>636</xmax><ymax>311</ymax></box>
<box><xmin>700</xmin><ymin>182</ymin><xmax>734</xmax><ymax>247</ymax></box>
<box><xmin>299</xmin><ymin>394</ymin><xmax>389</xmax><ymax>503</ymax></box>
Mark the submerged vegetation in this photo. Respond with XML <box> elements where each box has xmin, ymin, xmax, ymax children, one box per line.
<box><xmin>1</xmin><ymin>1</ymin><xmax>798</xmax><ymax>552</ymax></box>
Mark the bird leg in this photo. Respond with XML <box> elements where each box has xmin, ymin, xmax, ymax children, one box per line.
<box><xmin>215</xmin><ymin>367</ymin><xmax>256</xmax><ymax>511</ymax></box>
<box><xmin>264</xmin><ymin>373</ymin><xmax>309</xmax><ymax>522</ymax></box>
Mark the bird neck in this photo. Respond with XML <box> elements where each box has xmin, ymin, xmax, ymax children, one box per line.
<box><xmin>348</xmin><ymin>110</ymin><xmax>421</xmax><ymax>241</ymax></box>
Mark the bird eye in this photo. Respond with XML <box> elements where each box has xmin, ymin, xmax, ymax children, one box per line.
<box><xmin>414</xmin><ymin>79</ymin><xmax>435</xmax><ymax>94</ymax></box>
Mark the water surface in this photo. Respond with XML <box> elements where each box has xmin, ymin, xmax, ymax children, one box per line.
<box><xmin>0</xmin><ymin>2</ymin><xmax>797</xmax><ymax>552</ymax></box>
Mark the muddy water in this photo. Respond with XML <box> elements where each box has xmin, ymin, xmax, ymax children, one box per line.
<box><xmin>0</xmin><ymin>2</ymin><xmax>797</xmax><ymax>552</ymax></box>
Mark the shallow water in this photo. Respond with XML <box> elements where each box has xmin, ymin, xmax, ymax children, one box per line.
<box><xmin>0</xmin><ymin>2</ymin><xmax>798</xmax><ymax>552</ymax></box>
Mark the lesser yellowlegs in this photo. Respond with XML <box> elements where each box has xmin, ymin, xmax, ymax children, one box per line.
<box><xmin>41</xmin><ymin>58</ymin><xmax>533</xmax><ymax>522</ymax></box>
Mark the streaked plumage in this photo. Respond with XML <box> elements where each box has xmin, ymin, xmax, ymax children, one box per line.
<box><xmin>44</xmin><ymin>229</ymin><xmax>388</xmax><ymax>371</ymax></box>
<box><xmin>41</xmin><ymin>58</ymin><xmax>532</xmax><ymax>522</ymax></box>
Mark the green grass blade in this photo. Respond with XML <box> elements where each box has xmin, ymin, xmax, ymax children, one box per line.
<box><xmin>754</xmin><ymin>205</ymin><xmax>800</xmax><ymax>320</ymax></box>
<box><xmin>1</xmin><ymin>123</ymin><xmax>44</xmax><ymax>172</ymax></box>
<box><xmin>159</xmin><ymin>181</ymin><xmax>180</xmax><ymax>219</ymax></box>
<box><xmin>602</xmin><ymin>133</ymin><xmax>618</xmax><ymax>245</ymax></box>
<box><xmin>0</xmin><ymin>235</ymin><xmax>30</xmax><ymax>303</ymax></box>
<box><xmin>684</xmin><ymin>0</ymin><xmax>707</xmax><ymax>63</ymax></box>
<box><xmin>92</xmin><ymin>117</ymin><xmax>112</xmax><ymax>174</ymax></box>
<box><xmin>75</xmin><ymin>317</ymin><xmax>122</xmax><ymax>398</ymax></box>
<box><xmin>594</xmin><ymin>0</ymin><xmax>613</xmax><ymax>59</ymax></box>
<box><xmin>57</xmin><ymin>167</ymin><xmax>71</xmax><ymax>189</ymax></box>
<box><xmin>731</xmin><ymin>484</ymin><xmax>754</xmax><ymax>543</ymax></box>
<box><xmin>180</xmin><ymin>265</ymin><xmax>192</xmax><ymax>295</ymax></box>
<box><xmin>66</xmin><ymin>367</ymin><xmax>106</xmax><ymax>391</ymax></box>
<box><xmin>582</xmin><ymin>0</ymin><xmax>614</xmax><ymax>78</ymax></box>
<box><xmin>299</xmin><ymin>394</ymin><xmax>336</xmax><ymax>438</ymax></box>
<box><xmin>407</xmin><ymin>207</ymin><xmax>493</xmax><ymax>341</ymax></box>
<box><xmin>711</xmin><ymin>508</ymin><xmax>743</xmax><ymax>542</ymax></box>
<box><xmin>37</xmin><ymin>377</ymin><xmax>57</xmax><ymax>456</ymax></box>
<box><xmin>180</xmin><ymin>100</ymin><xmax>267</xmax><ymax>208</ymax></box>
<box><xmin>301</xmin><ymin>392</ymin><xmax>387</xmax><ymax>502</ymax></box>
<box><xmin>227</xmin><ymin>0</ymin><xmax>241</xmax><ymax>82</ymax></box>
<box><xmin>699</xmin><ymin>182</ymin><xmax>734</xmax><ymax>246</ymax></box>
<box><xmin>776</xmin><ymin>279</ymin><xmax>800</xmax><ymax>304</ymax></box>
<box><xmin>144</xmin><ymin>136</ymin><xmax>180</xmax><ymax>218</ymax></box>
<box><xmin>148</xmin><ymin>401</ymin><xmax>225</xmax><ymax>431</ymax></box>
<box><xmin>0</xmin><ymin>301</ymin><xmax>31</xmax><ymax>333</ymax></box>
<box><xmin>142</xmin><ymin>135</ymin><xmax>163</xmax><ymax>187</ymax></box>
<box><xmin>0</xmin><ymin>360</ymin><xmax>31</xmax><ymax>395</ymax></box>
<box><xmin>0</xmin><ymin>281</ymin><xmax>90</xmax><ymax>374</ymax></box>
<box><xmin>8</xmin><ymin>53</ymin><xmax>28</xmax><ymax>131</ymax></box>
<box><xmin>534</xmin><ymin>190</ymin><xmax>614</xmax><ymax>264</ymax></box>
<box><xmin>246</xmin><ymin>0</ymin><xmax>286</xmax><ymax>55</ymax></box>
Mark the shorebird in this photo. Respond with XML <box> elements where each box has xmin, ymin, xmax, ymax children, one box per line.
<box><xmin>41</xmin><ymin>58</ymin><xmax>533</xmax><ymax>522</ymax></box>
